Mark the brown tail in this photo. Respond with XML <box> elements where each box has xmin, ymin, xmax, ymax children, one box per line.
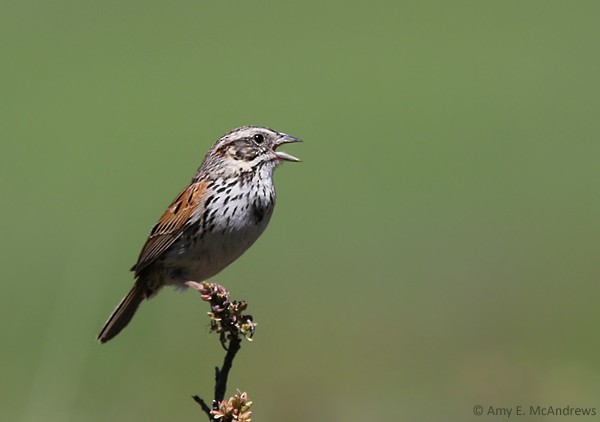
<box><xmin>97</xmin><ymin>284</ymin><xmax>145</xmax><ymax>343</ymax></box>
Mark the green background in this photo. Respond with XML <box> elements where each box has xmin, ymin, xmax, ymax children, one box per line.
<box><xmin>2</xmin><ymin>1</ymin><xmax>599</xmax><ymax>421</ymax></box>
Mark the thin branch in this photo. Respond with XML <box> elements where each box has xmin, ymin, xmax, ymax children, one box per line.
<box><xmin>186</xmin><ymin>282</ymin><xmax>255</xmax><ymax>422</ymax></box>
<box><xmin>191</xmin><ymin>395</ymin><xmax>212</xmax><ymax>418</ymax></box>
<box><xmin>214</xmin><ymin>336</ymin><xmax>241</xmax><ymax>403</ymax></box>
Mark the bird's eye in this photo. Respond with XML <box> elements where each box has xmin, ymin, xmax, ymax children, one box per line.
<box><xmin>253</xmin><ymin>134</ymin><xmax>265</xmax><ymax>144</ymax></box>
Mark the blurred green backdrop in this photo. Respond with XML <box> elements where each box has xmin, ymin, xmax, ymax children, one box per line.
<box><xmin>2</xmin><ymin>1</ymin><xmax>599</xmax><ymax>421</ymax></box>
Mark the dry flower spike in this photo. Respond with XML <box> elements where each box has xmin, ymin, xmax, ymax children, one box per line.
<box><xmin>187</xmin><ymin>281</ymin><xmax>257</xmax><ymax>421</ymax></box>
<box><xmin>186</xmin><ymin>281</ymin><xmax>257</xmax><ymax>346</ymax></box>
<box><xmin>211</xmin><ymin>390</ymin><xmax>253</xmax><ymax>422</ymax></box>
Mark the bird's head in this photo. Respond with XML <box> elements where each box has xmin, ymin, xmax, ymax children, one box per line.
<box><xmin>202</xmin><ymin>126</ymin><xmax>302</xmax><ymax>176</ymax></box>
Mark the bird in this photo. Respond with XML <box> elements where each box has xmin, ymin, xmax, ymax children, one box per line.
<box><xmin>97</xmin><ymin>126</ymin><xmax>301</xmax><ymax>343</ymax></box>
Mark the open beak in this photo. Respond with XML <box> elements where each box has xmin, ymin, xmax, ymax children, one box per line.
<box><xmin>273</xmin><ymin>134</ymin><xmax>302</xmax><ymax>162</ymax></box>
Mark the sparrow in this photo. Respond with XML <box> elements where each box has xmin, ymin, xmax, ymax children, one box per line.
<box><xmin>97</xmin><ymin>126</ymin><xmax>301</xmax><ymax>343</ymax></box>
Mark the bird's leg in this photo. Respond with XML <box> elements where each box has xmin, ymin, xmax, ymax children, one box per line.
<box><xmin>185</xmin><ymin>280</ymin><xmax>203</xmax><ymax>290</ymax></box>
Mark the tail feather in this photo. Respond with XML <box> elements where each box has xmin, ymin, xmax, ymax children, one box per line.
<box><xmin>97</xmin><ymin>284</ymin><xmax>145</xmax><ymax>343</ymax></box>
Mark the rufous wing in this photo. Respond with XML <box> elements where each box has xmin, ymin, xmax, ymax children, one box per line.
<box><xmin>131</xmin><ymin>181</ymin><xmax>207</xmax><ymax>274</ymax></box>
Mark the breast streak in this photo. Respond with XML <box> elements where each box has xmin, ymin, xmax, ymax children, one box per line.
<box><xmin>167</xmin><ymin>181</ymin><xmax>275</xmax><ymax>283</ymax></box>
